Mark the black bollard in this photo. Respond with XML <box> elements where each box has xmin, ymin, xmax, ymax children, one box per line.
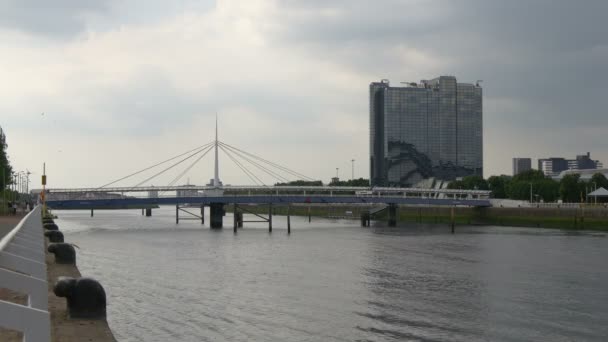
<box><xmin>44</xmin><ymin>222</ymin><xmax>59</xmax><ymax>231</ymax></box>
<box><xmin>54</xmin><ymin>276</ymin><xmax>107</xmax><ymax>319</ymax></box>
<box><xmin>48</xmin><ymin>243</ymin><xmax>76</xmax><ymax>264</ymax></box>
<box><xmin>44</xmin><ymin>230</ymin><xmax>65</xmax><ymax>243</ymax></box>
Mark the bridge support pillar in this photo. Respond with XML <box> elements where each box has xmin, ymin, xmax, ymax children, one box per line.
<box><xmin>201</xmin><ymin>205</ymin><xmax>205</xmax><ymax>225</ymax></box>
<box><xmin>141</xmin><ymin>208</ymin><xmax>144</xmax><ymax>216</ymax></box>
<box><xmin>287</xmin><ymin>205</ymin><xmax>291</xmax><ymax>234</ymax></box>
<box><xmin>268</xmin><ymin>204</ymin><xmax>272</xmax><ymax>233</ymax></box>
<box><xmin>145</xmin><ymin>208</ymin><xmax>152</xmax><ymax>217</ymax></box>
<box><xmin>388</xmin><ymin>204</ymin><xmax>398</xmax><ymax>227</ymax></box>
<box><xmin>450</xmin><ymin>206</ymin><xmax>455</xmax><ymax>233</ymax></box>
<box><xmin>308</xmin><ymin>206</ymin><xmax>311</xmax><ymax>223</ymax></box>
<box><xmin>233</xmin><ymin>203</ymin><xmax>237</xmax><ymax>233</ymax></box>
<box><xmin>176</xmin><ymin>204</ymin><xmax>179</xmax><ymax>224</ymax></box>
<box><xmin>209</xmin><ymin>203</ymin><xmax>224</xmax><ymax>229</ymax></box>
<box><xmin>90</xmin><ymin>208</ymin><xmax>94</xmax><ymax>217</ymax></box>
<box><xmin>361</xmin><ymin>212</ymin><xmax>370</xmax><ymax>227</ymax></box>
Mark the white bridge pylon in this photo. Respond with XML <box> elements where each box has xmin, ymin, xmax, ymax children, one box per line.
<box><xmin>81</xmin><ymin>122</ymin><xmax>320</xmax><ymax>193</ymax></box>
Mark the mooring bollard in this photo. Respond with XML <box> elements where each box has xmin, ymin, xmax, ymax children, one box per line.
<box><xmin>48</xmin><ymin>243</ymin><xmax>76</xmax><ymax>264</ymax></box>
<box><xmin>43</xmin><ymin>222</ymin><xmax>59</xmax><ymax>231</ymax></box>
<box><xmin>44</xmin><ymin>230</ymin><xmax>65</xmax><ymax>243</ymax></box>
<box><xmin>54</xmin><ymin>276</ymin><xmax>107</xmax><ymax>319</ymax></box>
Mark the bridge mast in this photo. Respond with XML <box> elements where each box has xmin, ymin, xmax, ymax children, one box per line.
<box><xmin>214</xmin><ymin>114</ymin><xmax>220</xmax><ymax>187</ymax></box>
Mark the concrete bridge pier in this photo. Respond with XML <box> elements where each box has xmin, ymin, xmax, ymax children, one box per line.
<box><xmin>145</xmin><ymin>208</ymin><xmax>152</xmax><ymax>217</ymax></box>
<box><xmin>360</xmin><ymin>212</ymin><xmax>371</xmax><ymax>227</ymax></box>
<box><xmin>200</xmin><ymin>205</ymin><xmax>205</xmax><ymax>225</ymax></box>
<box><xmin>209</xmin><ymin>203</ymin><xmax>225</xmax><ymax>229</ymax></box>
<box><xmin>91</xmin><ymin>208</ymin><xmax>94</xmax><ymax>217</ymax></box>
<box><xmin>388</xmin><ymin>204</ymin><xmax>398</xmax><ymax>227</ymax></box>
<box><xmin>268</xmin><ymin>204</ymin><xmax>273</xmax><ymax>233</ymax></box>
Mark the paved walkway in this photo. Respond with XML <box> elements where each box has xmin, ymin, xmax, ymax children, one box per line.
<box><xmin>0</xmin><ymin>215</ymin><xmax>24</xmax><ymax>239</ymax></box>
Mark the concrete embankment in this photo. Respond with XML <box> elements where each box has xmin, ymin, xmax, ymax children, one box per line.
<box><xmin>0</xmin><ymin>210</ymin><xmax>116</xmax><ymax>341</ymax></box>
<box><xmin>231</xmin><ymin>204</ymin><xmax>608</xmax><ymax>231</ymax></box>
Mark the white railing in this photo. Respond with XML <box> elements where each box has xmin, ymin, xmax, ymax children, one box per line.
<box><xmin>0</xmin><ymin>206</ymin><xmax>51</xmax><ymax>342</ymax></box>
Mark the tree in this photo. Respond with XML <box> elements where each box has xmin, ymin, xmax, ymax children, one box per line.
<box><xmin>512</xmin><ymin>169</ymin><xmax>546</xmax><ymax>182</ymax></box>
<box><xmin>0</xmin><ymin>128</ymin><xmax>12</xmax><ymax>192</ymax></box>
<box><xmin>460</xmin><ymin>175</ymin><xmax>489</xmax><ymax>190</ymax></box>
<box><xmin>331</xmin><ymin>178</ymin><xmax>370</xmax><ymax>187</ymax></box>
<box><xmin>560</xmin><ymin>174</ymin><xmax>583</xmax><ymax>202</ymax></box>
<box><xmin>275</xmin><ymin>180</ymin><xmax>323</xmax><ymax>186</ymax></box>
<box><xmin>487</xmin><ymin>175</ymin><xmax>511</xmax><ymax>198</ymax></box>
<box><xmin>535</xmin><ymin>179</ymin><xmax>560</xmax><ymax>202</ymax></box>
<box><xmin>590</xmin><ymin>173</ymin><xmax>608</xmax><ymax>190</ymax></box>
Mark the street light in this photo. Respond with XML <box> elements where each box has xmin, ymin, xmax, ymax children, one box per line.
<box><xmin>592</xmin><ymin>181</ymin><xmax>597</xmax><ymax>205</ymax></box>
<box><xmin>351</xmin><ymin>159</ymin><xmax>355</xmax><ymax>180</ymax></box>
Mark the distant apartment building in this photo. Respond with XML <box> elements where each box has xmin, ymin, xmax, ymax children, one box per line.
<box><xmin>512</xmin><ymin>158</ymin><xmax>532</xmax><ymax>175</ymax></box>
<box><xmin>369</xmin><ymin>76</ymin><xmax>483</xmax><ymax>187</ymax></box>
<box><xmin>538</xmin><ymin>152</ymin><xmax>602</xmax><ymax>177</ymax></box>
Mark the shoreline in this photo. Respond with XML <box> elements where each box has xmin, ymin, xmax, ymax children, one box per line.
<box><xmin>0</xmin><ymin>211</ymin><xmax>117</xmax><ymax>341</ymax></box>
<box><xmin>227</xmin><ymin>204</ymin><xmax>608</xmax><ymax>231</ymax></box>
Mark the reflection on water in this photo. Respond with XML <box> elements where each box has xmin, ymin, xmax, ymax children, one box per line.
<box><xmin>55</xmin><ymin>207</ymin><xmax>608</xmax><ymax>342</ymax></box>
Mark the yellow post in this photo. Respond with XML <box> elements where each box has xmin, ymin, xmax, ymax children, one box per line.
<box><xmin>41</xmin><ymin>163</ymin><xmax>46</xmax><ymax>216</ymax></box>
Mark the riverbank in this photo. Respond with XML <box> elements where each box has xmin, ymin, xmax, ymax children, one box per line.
<box><xmin>43</xmin><ymin>212</ymin><xmax>117</xmax><ymax>342</ymax></box>
<box><xmin>0</xmin><ymin>211</ymin><xmax>116</xmax><ymax>341</ymax></box>
<box><xmin>228</xmin><ymin>204</ymin><xmax>608</xmax><ymax>231</ymax></box>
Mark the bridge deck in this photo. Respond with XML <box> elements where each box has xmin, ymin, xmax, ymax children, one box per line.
<box><xmin>47</xmin><ymin>195</ymin><xmax>491</xmax><ymax>209</ymax></box>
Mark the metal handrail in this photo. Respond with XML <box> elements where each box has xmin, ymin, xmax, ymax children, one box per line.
<box><xmin>0</xmin><ymin>206</ymin><xmax>51</xmax><ymax>342</ymax></box>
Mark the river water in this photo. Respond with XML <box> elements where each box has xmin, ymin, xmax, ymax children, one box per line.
<box><xmin>55</xmin><ymin>207</ymin><xmax>608</xmax><ymax>342</ymax></box>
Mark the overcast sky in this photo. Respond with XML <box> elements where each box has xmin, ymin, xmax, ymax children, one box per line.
<box><xmin>2</xmin><ymin>0</ymin><xmax>607</xmax><ymax>188</ymax></box>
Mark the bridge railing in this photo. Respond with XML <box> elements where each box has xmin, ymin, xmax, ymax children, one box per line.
<box><xmin>0</xmin><ymin>206</ymin><xmax>51</xmax><ymax>342</ymax></box>
<box><xmin>40</xmin><ymin>185</ymin><xmax>491</xmax><ymax>201</ymax></box>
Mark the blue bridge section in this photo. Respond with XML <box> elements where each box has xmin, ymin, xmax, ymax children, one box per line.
<box><xmin>47</xmin><ymin>195</ymin><xmax>491</xmax><ymax>210</ymax></box>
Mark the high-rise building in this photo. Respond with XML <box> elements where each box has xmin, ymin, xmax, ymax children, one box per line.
<box><xmin>513</xmin><ymin>158</ymin><xmax>532</xmax><ymax>175</ymax></box>
<box><xmin>538</xmin><ymin>152</ymin><xmax>603</xmax><ymax>177</ymax></box>
<box><xmin>538</xmin><ymin>158</ymin><xmax>568</xmax><ymax>177</ymax></box>
<box><xmin>370</xmin><ymin>76</ymin><xmax>483</xmax><ymax>187</ymax></box>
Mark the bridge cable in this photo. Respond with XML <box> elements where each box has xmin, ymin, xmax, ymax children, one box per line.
<box><xmin>219</xmin><ymin>145</ymin><xmax>264</xmax><ymax>186</ymax></box>
<box><xmin>219</xmin><ymin>141</ymin><xmax>315</xmax><ymax>181</ymax></box>
<box><xmin>131</xmin><ymin>145</ymin><xmax>212</xmax><ymax>189</ymax></box>
<box><xmin>62</xmin><ymin>141</ymin><xmax>212</xmax><ymax>201</ymax></box>
<box><xmin>99</xmin><ymin>141</ymin><xmax>214</xmax><ymax>189</ymax></box>
<box><xmin>219</xmin><ymin>143</ymin><xmax>291</xmax><ymax>183</ymax></box>
<box><xmin>159</xmin><ymin>145</ymin><xmax>215</xmax><ymax>196</ymax></box>
<box><xmin>221</xmin><ymin>146</ymin><xmax>289</xmax><ymax>186</ymax></box>
<box><xmin>220</xmin><ymin>145</ymin><xmax>291</xmax><ymax>183</ymax></box>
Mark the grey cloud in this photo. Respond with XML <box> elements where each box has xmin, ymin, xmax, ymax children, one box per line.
<box><xmin>271</xmin><ymin>0</ymin><xmax>608</xmax><ymax>128</ymax></box>
<box><xmin>0</xmin><ymin>0</ymin><xmax>114</xmax><ymax>37</ymax></box>
<box><xmin>0</xmin><ymin>0</ymin><xmax>214</xmax><ymax>38</ymax></box>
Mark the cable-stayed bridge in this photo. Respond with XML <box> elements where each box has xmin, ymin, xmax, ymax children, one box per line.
<box><xmin>40</xmin><ymin>123</ymin><xmax>491</xmax><ymax>229</ymax></box>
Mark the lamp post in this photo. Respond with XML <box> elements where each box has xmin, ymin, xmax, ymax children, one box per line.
<box><xmin>351</xmin><ymin>159</ymin><xmax>355</xmax><ymax>181</ymax></box>
<box><xmin>592</xmin><ymin>181</ymin><xmax>597</xmax><ymax>205</ymax></box>
<box><xmin>529</xmin><ymin>183</ymin><xmax>533</xmax><ymax>203</ymax></box>
<box><xmin>336</xmin><ymin>167</ymin><xmax>339</xmax><ymax>179</ymax></box>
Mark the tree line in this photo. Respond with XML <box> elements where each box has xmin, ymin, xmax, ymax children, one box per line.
<box><xmin>448</xmin><ymin>169</ymin><xmax>608</xmax><ymax>202</ymax></box>
<box><xmin>0</xmin><ymin>127</ymin><xmax>12</xmax><ymax>192</ymax></box>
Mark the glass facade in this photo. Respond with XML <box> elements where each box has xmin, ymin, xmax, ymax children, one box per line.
<box><xmin>370</xmin><ymin>77</ymin><xmax>483</xmax><ymax>187</ymax></box>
